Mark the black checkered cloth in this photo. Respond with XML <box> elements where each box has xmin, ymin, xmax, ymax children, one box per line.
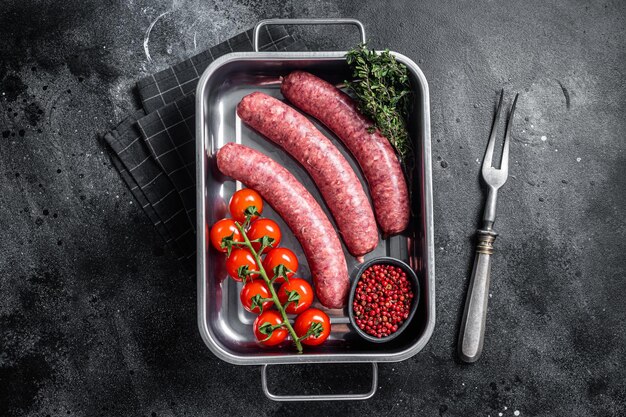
<box><xmin>103</xmin><ymin>26</ymin><xmax>306</xmax><ymax>275</ymax></box>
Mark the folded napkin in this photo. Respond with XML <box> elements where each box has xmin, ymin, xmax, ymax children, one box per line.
<box><xmin>103</xmin><ymin>26</ymin><xmax>306</xmax><ymax>275</ymax></box>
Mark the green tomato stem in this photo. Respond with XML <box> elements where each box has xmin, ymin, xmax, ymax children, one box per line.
<box><xmin>235</xmin><ymin>222</ymin><xmax>303</xmax><ymax>353</ymax></box>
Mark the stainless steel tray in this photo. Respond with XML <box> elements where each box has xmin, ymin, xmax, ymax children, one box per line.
<box><xmin>196</xmin><ymin>19</ymin><xmax>435</xmax><ymax>401</ymax></box>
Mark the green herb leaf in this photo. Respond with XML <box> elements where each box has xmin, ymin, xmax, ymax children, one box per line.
<box><xmin>283</xmin><ymin>289</ymin><xmax>300</xmax><ymax>309</ymax></box>
<box><xmin>250</xmin><ymin>294</ymin><xmax>265</xmax><ymax>314</ymax></box>
<box><xmin>258</xmin><ymin>321</ymin><xmax>274</xmax><ymax>335</ymax></box>
<box><xmin>242</xmin><ymin>207</ymin><xmax>260</xmax><ymax>229</ymax></box>
<box><xmin>257</xmin><ymin>235</ymin><xmax>275</xmax><ymax>253</ymax></box>
<box><xmin>237</xmin><ymin>264</ymin><xmax>250</xmax><ymax>280</ymax></box>
<box><xmin>307</xmin><ymin>321</ymin><xmax>324</xmax><ymax>338</ymax></box>
<box><xmin>220</xmin><ymin>232</ymin><xmax>236</xmax><ymax>257</ymax></box>
<box><xmin>298</xmin><ymin>321</ymin><xmax>324</xmax><ymax>341</ymax></box>
<box><xmin>272</xmin><ymin>264</ymin><xmax>292</xmax><ymax>283</ymax></box>
<box><xmin>258</xmin><ymin>321</ymin><xmax>275</xmax><ymax>342</ymax></box>
<box><xmin>244</xmin><ymin>205</ymin><xmax>261</xmax><ymax>218</ymax></box>
<box><xmin>345</xmin><ymin>44</ymin><xmax>413</xmax><ymax>162</ymax></box>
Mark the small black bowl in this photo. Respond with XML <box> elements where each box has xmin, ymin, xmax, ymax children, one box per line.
<box><xmin>348</xmin><ymin>257</ymin><xmax>421</xmax><ymax>343</ymax></box>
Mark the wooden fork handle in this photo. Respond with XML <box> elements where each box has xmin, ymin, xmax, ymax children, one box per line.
<box><xmin>458</xmin><ymin>229</ymin><xmax>498</xmax><ymax>363</ymax></box>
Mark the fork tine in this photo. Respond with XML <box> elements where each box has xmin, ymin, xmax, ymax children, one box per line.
<box><xmin>500</xmin><ymin>93</ymin><xmax>519</xmax><ymax>174</ymax></box>
<box><xmin>482</xmin><ymin>89</ymin><xmax>505</xmax><ymax>171</ymax></box>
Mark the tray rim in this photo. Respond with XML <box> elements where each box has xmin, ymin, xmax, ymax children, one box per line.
<box><xmin>196</xmin><ymin>50</ymin><xmax>435</xmax><ymax>365</ymax></box>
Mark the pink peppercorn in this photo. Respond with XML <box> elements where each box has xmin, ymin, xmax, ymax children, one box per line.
<box><xmin>352</xmin><ymin>264</ymin><xmax>414</xmax><ymax>338</ymax></box>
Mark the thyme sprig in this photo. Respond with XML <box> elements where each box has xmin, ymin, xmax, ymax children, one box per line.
<box><xmin>346</xmin><ymin>44</ymin><xmax>413</xmax><ymax>162</ymax></box>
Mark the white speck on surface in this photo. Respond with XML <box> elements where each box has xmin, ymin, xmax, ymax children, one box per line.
<box><xmin>555</xmin><ymin>149</ymin><xmax>558</xmax><ymax>152</ymax></box>
<box><xmin>531</xmin><ymin>124</ymin><xmax>534</xmax><ymax>128</ymax></box>
<box><xmin>514</xmin><ymin>411</ymin><xmax>520</xmax><ymax>416</ymax></box>
<box><xmin>462</xmin><ymin>383</ymin><xmax>465</xmax><ymax>386</ymax></box>
<box><xmin>541</xmin><ymin>135</ymin><xmax>547</xmax><ymax>141</ymax></box>
<box><xmin>576</xmin><ymin>157</ymin><xmax>581</xmax><ymax>162</ymax></box>
<box><xmin>498</xmin><ymin>413</ymin><xmax>503</xmax><ymax>417</ymax></box>
<box><xmin>504</xmin><ymin>406</ymin><xmax>508</xmax><ymax>410</ymax></box>
<box><xmin>489</xmin><ymin>293</ymin><xmax>493</xmax><ymax>298</ymax></box>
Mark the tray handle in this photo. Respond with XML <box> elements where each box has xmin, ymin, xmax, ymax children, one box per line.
<box><xmin>260</xmin><ymin>363</ymin><xmax>378</xmax><ymax>401</ymax></box>
<box><xmin>253</xmin><ymin>18</ymin><xmax>367</xmax><ymax>52</ymax></box>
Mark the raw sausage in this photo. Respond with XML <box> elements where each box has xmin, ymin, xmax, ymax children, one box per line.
<box><xmin>217</xmin><ymin>144</ymin><xmax>349</xmax><ymax>309</ymax></box>
<box><xmin>281</xmin><ymin>71</ymin><xmax>410</xmax><ymax>235</ymax></box>
<box><xmin>237</xmin><ymin>92</ymin><xmax>378</xmax><ymax>257</ymax></box>
<box><xmin>216</xmin><ymin>143</ymin><xmax>349</xmax><ymax>308</ymax></box>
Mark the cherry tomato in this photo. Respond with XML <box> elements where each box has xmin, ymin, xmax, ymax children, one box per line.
<box><xmin>240</xmin><ymin>281</ymin><xmax>273</xmax><ymax>314</ymax></box>
<box><xmin>294</xmin><ymin>308</ymin><xmax>331</xmax><ymax>346</ymax></box>
<box><xmin>278</xmin><ymin>278</ymin><xmax>314</xmax><ymax>314</ymax></box>
<box><xmin>263</xmin><ymin>248</ymin><xmax>298</xmax><ymax>283</ymax></box>
<box><xmin>229</xmin><ymin>189</ymin><xmax>263</xmax><ymax>223</ymax></box>
<box><xmin>209</xmin><ymin>219</ymin><xmax>242</xmax><ymax>253</ymax></box>
<box><xmin>247</xmin><ymin>218</ymin><xmax>281</xmax><ymax>253</ymax></box>
<box><xmin>225</xmin><ymin>248</ymin><xmax>258</xmax><ymax>282</ymax></box>
<box><xmin>253</xmin><ymin>310</ymin><xmax>288</xmax><ymax>346</ymax></box>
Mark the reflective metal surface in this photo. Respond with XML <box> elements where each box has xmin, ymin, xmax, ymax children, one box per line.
<box><xmin>196</xmin><ymin>51</ymin><xmax>435</xmax><ymax>365</ymax></box>
<box><xmin>252</xmin><ymin>18</ymin><xmax>367</xmax><ymax>52</ymax></box>
<box><xmin>261</xmin><ymin>363</ymin><xmax>378</xmax><ymax>401</ymax></box>
<box><xmin>458</xmin><ymin>90</ymin><xmax>518</xmax><ymax>363</ymax></box>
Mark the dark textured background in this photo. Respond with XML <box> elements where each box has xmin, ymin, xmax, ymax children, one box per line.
<box><xmin>1</xmin><ymin>0</ymin><xmax>625</xmax><ymax>416</ymax></box>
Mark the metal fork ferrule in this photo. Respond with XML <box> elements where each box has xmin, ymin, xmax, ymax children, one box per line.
<box><xmin>476</xmin><ymin>229</ymin><xmax>498</xmax><ymax>255</ymax></box>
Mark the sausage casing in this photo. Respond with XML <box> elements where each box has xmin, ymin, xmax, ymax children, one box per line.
<box><xmin>216</xmin><ymin>143</ymin><xmax>349</xmax><ymax>308</ymax></box>
<box><xmin>237</xmin><ymin>92</ymin><xmax>379</xmax><ymax>257</ymax></box>
<box><xmin>281</xmin><ymin>71</ymin><xmax>410</xmax><ymax>235</ymax></box>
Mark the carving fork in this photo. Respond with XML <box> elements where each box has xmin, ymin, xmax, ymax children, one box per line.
<box><xmin>458</xmin><ymin>90</ymin><xmax>519</xmax><ymax>363</ymax></box>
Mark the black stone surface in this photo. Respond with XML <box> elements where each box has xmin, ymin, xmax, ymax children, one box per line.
<box><xmin>1</xmin><ymin>1</ymin><xmax>625</xmax><ymax>416</ymax></box>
